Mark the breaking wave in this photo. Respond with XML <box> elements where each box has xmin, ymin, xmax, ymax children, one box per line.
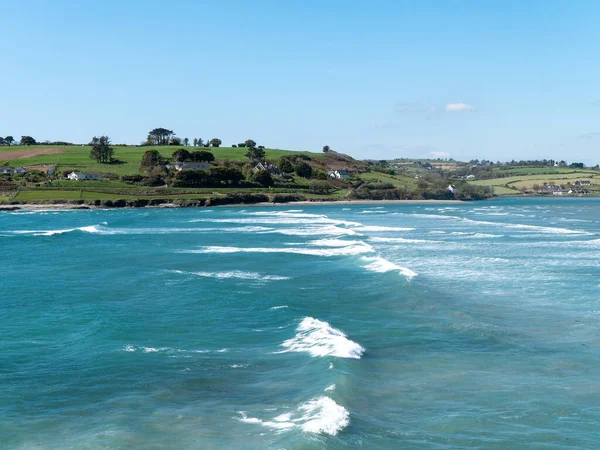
<box><xmin>278</xmin><ymin>317</ymin><xmax>365</xmax><ymax>359</ymax></box>
<box><xmin>238</xmin><ymin>396</ymin><xmax>349</xmax><ymax>435</ymax></box>
<box><xmin>361</xmin><ymin>256</ymin><xmax>418</xmax><ymax>279</ymax></box>
<box><xmin>10</xmin><ymin>224</ymin><xmax>106</xmax><ymax>236</ymax></box>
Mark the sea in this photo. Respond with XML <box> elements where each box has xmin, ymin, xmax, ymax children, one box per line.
<box><xmin>1</xmin><ymin>197</ymin><xmax>599</xmax><ymax>449</ymax></box>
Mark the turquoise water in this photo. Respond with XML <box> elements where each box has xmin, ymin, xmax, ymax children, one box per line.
<box><xmin>1</xmin><ymin>198</ymin><xmax>600</xmax><ymax>449</ymax></box>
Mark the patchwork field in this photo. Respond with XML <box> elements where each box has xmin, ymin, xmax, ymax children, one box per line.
<box><xmin>469</xmin><ymin>171</ymin><xmax>600</xmax><ymax>193</ymax></box>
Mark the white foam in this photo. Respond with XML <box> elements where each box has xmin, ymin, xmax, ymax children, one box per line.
<box><xmin>238</xmin><ymin>396</ymin><xmax>350</xmax><ymax>436</ymax></box>
<box><xmin>352</xmin><ymin>226</ymin><xmax>415</xmax><ymax>232</ymax></box>
<box><xmin>324</xmin><ymin>384</ymin><xmax>336</xmax><ymax>392</ymax></box>
<box><xmin>278</xmin><ymin>317</ymin><xmax>365</xmax><ymax>359</ymax></box>
<box><xmin>11</xmin><ymin>224</ymin><xmax>106</xmax><ymax>236</ymax></box>
<box><xmin>270</xmin><ymin>305</ymin><xmax>288</xmax><ymax>310</ymax></box>
<box><xmin>307</xmin><ymin>238</ymin><xmax>365</xmax><ymax>247</ymax></box>
<box><xmin>369</xmin><ymin>237</ymin><xmax>442</xmax><ymax>244</ymax></box>
<box><xmin>361</xmin><ymin>256</ymin><xmax>417</xmax><ymax>279</ymax></box>
<box><xmin>170</xmin><ymin>270</ymin><xmax>289</xmax><ymax>281</ymax></box>
<box><xmin>183</xmin><ymin>242</ymin><xmax>374</xmax><ymax>257</ymax></box>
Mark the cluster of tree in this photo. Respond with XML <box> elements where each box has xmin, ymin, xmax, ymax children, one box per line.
<box><xmin>1</xmin><ymin>136</ymin><xmax>38</xmax><ymax>146</ymax></box>
<box><xmin>173</xmin><ymin>167</ymin><xmax>244</xmax><ymax>187</ymax></box>
<box><xmin>172</xmin><ymin>149</ymin><xmax>215</xmax><ymax>162</ymax></box>
<box><xmin>146</xmin><ymin>128</ymin><xmax>175</xmax><ymax>145</ymax></box>
<box><xmin>89</xmin><ymin>136</ymin><xmax>114</xmax><ymax>163</ymax></box>
<box><xmin>0</xmin><ymin>136</ymin><xmax>15</xmax><ymax>146</ymax></box>
<box><xmin>278</xmin><ymin>155</ymin><xmax>314</xmax><ymax>178</ymax></box>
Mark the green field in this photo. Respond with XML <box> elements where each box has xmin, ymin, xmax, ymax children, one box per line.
<box><xmin>470</xmin><ymin>171</ymin><xmax>599</xmax><ymax>193</ymax></box>
<box><xmin>358</xmin><ymin>171</ymin><xmax>418</xmax><ymax>189</ymax></box>
<box><xmin>490</xmin><ymin>166</ymin><xmax>594</xmax><ymax>175</ymax></box>
<box><xmin>0</xmin><ymin>145</ymin><xmax>323</xmax><ymax>176</ymax></box>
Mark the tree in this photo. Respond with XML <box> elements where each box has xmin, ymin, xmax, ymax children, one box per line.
<box><xmin>193</xmin><ymin>138</ymin><xmax>198</xmax><ymax>147</ymax></box>
<box><xmin>253</xmin><ymin>169</ymin><xmax>274</xmax><ymax>187</ymax></box>
<box><xmin>245</xmin><ymin>147</ymin><xmax>266</xmax><ymax>162</ymax></box>
<box><xmin>170</xmin><ymin>137</ymin><xmax>181</xmax><ymax>146</ymax></box>
<box><xmin>147</xmin><ymin>128</ymin><xmax>174</xmax><ymax>145</ymax></box>
<box><xmin>0</xmin><ymin>137</ymin><xmax>5</xmax><ymax>146</ymax></box>
<box><xmin>20</xmin><ymin>136</ymin><xmax>36</xmax><ymax>146</ymax></box>
<box><xmin>209</xmin><ymin>138</ymin><xmax>222</xmax><ymax>147</ymax></box>
<box><xmin>295</xmin><ymin>161</ymin><xmax>313</xmax><ymax>178</ymax></box>
<box><xmin>279</xmin><ymin>158</ymin><xmax>294</xmax><ymax>173</ymax></box>
<box><xmin>245</xmin><ymin>139</ymin><xmax>257</xmax><ymax>149</ymax></box>
<box><xmin>5</xmin><ymin>136</ymin><xmax>14</xmax><ymax>146</ymax></box>
<box><xmin>211</xmin><ymin>166</ymin><xmax>244</xmax><ymax>185</ymax></box>
<box><xmin>197</xmin><ymin>138</ymin><xmax>204</xmax><ymax>147</ymax></box>
<box><xmin>191</xmin><ymin>150</ymin><xmax>215</xmax><ymax>162</ymax></box>
<box><xmin>183</xmin><ymin>138</ymin><xmax>189</xmax><ymax>146</ymax></box>
<box><xmin>141</xmin><ymin>150</ymin><xmax>164</xmax><ymax>170</ymax></box>
<box><xmin>322</xmin><ymin>145</ymin><xmax>330</xmax><ymax>152</ymax></box>
<box><xmin>309</xmin><ymin>180</ymin><xmax>335</xmax><ymax>194</ymax></box>
<box><xmin>172</xmin><ymin>148</ymin><xmax>192</xmax><ymax>162</ymax></box>
<box><xmin>89</xmin><ymin>136</ymin><xmax>114</xmax><ymax>163</ymax></box>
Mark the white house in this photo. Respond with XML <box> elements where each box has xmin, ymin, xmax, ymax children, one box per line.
<box><xmin>14</xmin><ymin>167</ymin><xmax>26</xmax><ymax>174</ymax></box>
<box><xmin>327</xmin><ymin>169</ymin><xmax>350</xmax><ymax>180</ymax></box>
<box><xmin>0</xmin><ymin>166</ymin><xmax>14</xmax><ymax>175</ymax></box>
<box><xmin>67</xmin><ymin>172</ymin><xmax>101</xmax><ymax>181</ymax></box>
<box><xmin>252</xmin><ymin>162</ymin><xmax>280</xmax><ymax>175</ymax></box>
<box><xmin>166</xmin><ymin>162</ymin><xmax>213</xmax><ymax>171</ymax></box>
<box><xmin>465</xmin><ymin>174</ymin><xmax>476</xmax><ymax>180</ymax></box>
<box><xmin>447</xmin><ymin>184</ymin><xmax>455</xmax><ymax>193</ymax></box>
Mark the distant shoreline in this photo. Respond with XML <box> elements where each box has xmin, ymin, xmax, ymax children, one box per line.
<box><xmin>0</xmin><ymin>199</ymin><xmax>467</xmax><ymax>211</ymax></box>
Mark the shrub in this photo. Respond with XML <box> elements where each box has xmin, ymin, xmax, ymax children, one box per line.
<box><xmin>295</xmin><ymin>161</ymin><xmax>313</xmax><ymax>178</ymax></box>
<box><xmin>308</xmin><ymin>180</ymin><xmax>335</xmax><ymax>194</ymax></box>
<box><xmin>252</xmin><ymin>169</ymin><xmax>274</xmax><ymax>187</ymax></box>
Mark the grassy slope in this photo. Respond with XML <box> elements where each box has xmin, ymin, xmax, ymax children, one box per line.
<box><xmin>359</xmin><ymin>171</ymin><xmax>418</xmax><ymax>189</ymax></box>
<box><xmin>0</xmin><ymin>145</ymin><xmax>323</xmax><ymax>176</ymax></box>
<box><xmin>470</xmin><ymin>171</ymin><xmax>599</xmax><ymax>187</ymax></box>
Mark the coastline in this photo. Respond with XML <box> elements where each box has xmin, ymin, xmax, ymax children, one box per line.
<box><xmin>0</xmin><ymin>199</ymin><xmax>467</xmax><ymax>211</ymax></box>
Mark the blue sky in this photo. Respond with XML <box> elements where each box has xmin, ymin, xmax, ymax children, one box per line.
<box><xmin>2</xmin><ymin>0</ymin><xmax>599</xmax><ymax>163</ymax></box>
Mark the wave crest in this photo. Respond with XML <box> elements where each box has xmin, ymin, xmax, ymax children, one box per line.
<box><xmin>279</xmin><ymin>317</ymin><xmax>364</xmax><ymax>359</ymax></box>
<box><xmin>238</xmin><ymin>396</ymin><xmax>350</xmax><ymax>435</ymax></box>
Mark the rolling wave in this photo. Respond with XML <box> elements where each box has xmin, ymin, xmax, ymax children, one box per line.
<box><xmin>278</xmin><ymin>317</ymin><xmax>365</xmax><ymax>359</ymax></box>
<box><xmin>361</xmin><ymin>256</ymin><xmax>418</xmax><ymax>278</ymax></box>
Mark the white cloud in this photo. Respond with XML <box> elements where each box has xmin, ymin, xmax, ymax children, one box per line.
<box><xmin>445</xmin><ymin>103</ymin><xmax>475</xmax><ymax>112</ymax></box>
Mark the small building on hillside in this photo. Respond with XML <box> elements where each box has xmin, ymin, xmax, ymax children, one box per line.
<box><xmin>447</xmin><ymin>184</ymin><xmax>455</xmax><ymax>193</ymax></box>
<box><xmin>14</xmin><ymin>167</ymin><xmax>26</xmax><ymax>174</ymax></box>
<box><xmin>545</xmin><ymin>185</ymin><xmax>560</xmax><ymax>191</ymax></box>
<box><xmin>327</xmin><ymin>169</ymin><xmax>350</xmax><ymax>179</ymax></box>
<box><xmin>166</xmin><ymin>162</ymin><xmax>213</xmax><ymax>171</ymax></box>
<box><xmin>67</xmin><ymin>172</ymin><xmax>102</xmax><ymax>181</ymax></box>
<box><xmin>0</xmin><ymin>166</ymin><xmax>14</xmax><ymax>175</ymax></box>
<box><xmin>573</xmin><ymin>180</ymin><xmax>592</xmax><ymax>186</ymax></box>
<box><xmin>253</xmin><ymin>162</ymin><xmax>280</xmax><ymax>175</ymax></box>
<box><xmin>465</xmin><ymin>174</ymin><xmax>476</xmax><ymax>180</ymax></box>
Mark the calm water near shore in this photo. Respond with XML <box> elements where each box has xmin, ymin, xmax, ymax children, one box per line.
<box><xmin>1</xmin><ymin>197</ymin><xmax>599</xmax><ymax>449</ymax></box>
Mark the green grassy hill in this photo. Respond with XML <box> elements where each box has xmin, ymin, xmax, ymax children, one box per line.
<box><xmin>0</xmin><ymin>145</ymin><xmax>323</xmax><ymax>175</ymax></box>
